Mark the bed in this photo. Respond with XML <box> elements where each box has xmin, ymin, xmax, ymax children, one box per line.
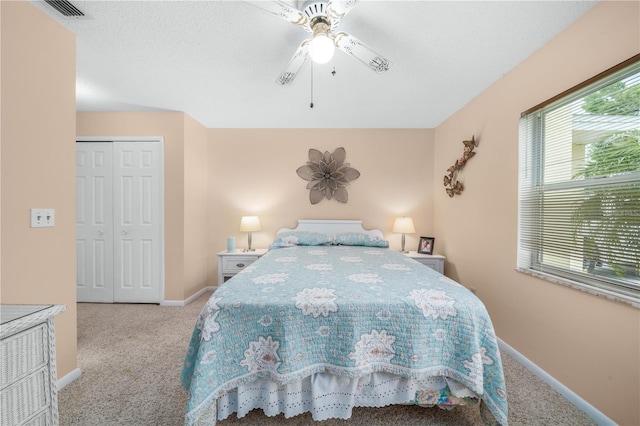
<box><xmin>181</xmin><ymin>220</ymin><xmax>508</xmax><ymax>425</ymax></box>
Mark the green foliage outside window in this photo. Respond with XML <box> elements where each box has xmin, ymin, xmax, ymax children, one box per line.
<box><xmin>571</xmin><ymin>80</ymin><xmax>640</xmax><ymax>279</ymax></box>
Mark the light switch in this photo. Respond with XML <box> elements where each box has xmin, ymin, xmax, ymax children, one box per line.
<box><xmin>31</xmin><ymin>208</ymin><xmax>55</xmax><ymax>227</ymax></box>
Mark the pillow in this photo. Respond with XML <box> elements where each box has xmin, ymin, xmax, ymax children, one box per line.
<box><xmin>333</xmin><ymin>232</ymin><xmax>389</xmax><ymax>248</ymax></box>
<box><xmin>270</xmin><ymin>231</ymin><xmax>334</xmax><ymax>249</ymax></box>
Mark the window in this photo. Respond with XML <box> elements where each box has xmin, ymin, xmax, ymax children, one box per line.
<box><xmin>518</xmin><ymin>56</ymin><xmax>640</xmax><ymax>306</ymax></box>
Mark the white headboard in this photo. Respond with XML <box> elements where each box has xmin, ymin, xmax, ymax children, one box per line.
<box><xmin>276</xmin><ymin>220</ymin><xmax>384</xmax><ymax>239</ymax></box>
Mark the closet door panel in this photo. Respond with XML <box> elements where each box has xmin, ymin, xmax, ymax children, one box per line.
<box><xmin>113</xmin><ymin>142</ymin><xmax>162</xmax><ymax>303</ymax></box>
<box><xmin>76</xmin><ymin>142</ymin><xmax>114</xmax><ymax>303</ymax></box>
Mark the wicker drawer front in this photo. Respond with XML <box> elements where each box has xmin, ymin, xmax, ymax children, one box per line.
<box><xmin>0</xmin><ymin>367</ymin><xmax>50</xmax><ymax>426</ymax></box>
<box><xmin>1</xmin><ymin>324</ymin><xmax>48</xmax><ymax>389</ymax></box>
<box><xmin>222</xmin><ymin>256</ymin><xmax>258</xmax><ymax>273</ymax></box>
<box><xmin>21</xmin><ymin>410</ymin><xmax>49</xmax><ymax>426</ymax></box>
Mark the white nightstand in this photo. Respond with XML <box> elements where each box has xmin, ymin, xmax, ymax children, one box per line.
<box><xmin>217</xmin><ymin>249</ymin><xmax>267</xmax><ymax>285</ymax></box>
<box><xmin>405</xmin><ymin>251</ymin><xmax>445</xmax><ymax>274</ymax></box>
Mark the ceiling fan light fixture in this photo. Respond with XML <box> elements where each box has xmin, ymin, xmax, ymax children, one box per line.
<box><xmin>309</xmin><ymin>17</ymin><xmax>334</xmax><ymax>64</ymax></box>
<box><xmin>309</xmin><ymin>33</ymin><xmax>335</xmax><ymax>64</ymax></box>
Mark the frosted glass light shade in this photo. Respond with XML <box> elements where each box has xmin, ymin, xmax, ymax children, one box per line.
<box><xmin>393</xmin><ymin>217</ymin><xmax>415</xmax><ymax>234</ymax></box>
<box><xmin>240</xmin><ymin>216</ymin><xmax>261</xmax><ymax>232</ymax></box>
<box><xmin>309</xmin><ymin>34</ymin><xmax>335</xmax><ymax>64</ymax></box>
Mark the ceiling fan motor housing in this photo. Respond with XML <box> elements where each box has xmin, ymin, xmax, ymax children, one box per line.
<box><xmin>299</xmin><ymin>1</ymin><xmax>340</xmax><ymax>28</ymax></box>
<box><xmin>299</xmin><ymin>1</ymin><xmax>328</xmax><ymax>18</ymax></box>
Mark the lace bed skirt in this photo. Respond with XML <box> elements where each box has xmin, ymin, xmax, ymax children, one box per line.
<box><xmin>217</xmin><ymin>372</ymin><xmax>479</xmax><ymax>422</ymax></box>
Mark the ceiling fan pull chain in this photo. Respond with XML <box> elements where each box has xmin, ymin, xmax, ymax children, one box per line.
<box><xmin>310</xmin><ymin>61</ymin><xmax>314</xmax><ymax>108</ymax></box>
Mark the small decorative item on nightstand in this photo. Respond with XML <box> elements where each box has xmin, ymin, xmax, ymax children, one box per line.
<box><xmin>417</xmin><ymin>236</ymin><xmax>435</xmax><ymax>255</ymax></box>
<box><xmin>217</xmin><ymin>248</ymin><xmax>267</xmax><ymax>286</ymax></box>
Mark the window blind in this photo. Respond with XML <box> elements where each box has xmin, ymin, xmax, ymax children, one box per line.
<box><xmin>518</xmin><ymin>59</ymin><xmax>640</xmax><ymax>305</ymax></box>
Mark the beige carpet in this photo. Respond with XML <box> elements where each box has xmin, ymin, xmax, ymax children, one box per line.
<box><xmin>58</xmin><ymin>292</ymin><xmax>597</xmax><ymax>426</ymax></box>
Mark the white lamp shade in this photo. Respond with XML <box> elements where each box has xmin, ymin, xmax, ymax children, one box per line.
<box><xmin>309</xmin><ymin>33</ymin><xmax>335</xmax><ymax>64</ymax></box>
<box><xmin>240</xmin><ymin>216</ymin><xmax>261</xmax><ymax>232</ymax></box>
<box><xmin>393</xmin><ymin>217</ymin><xmax>415</xmax><ymax>234</ymax></box>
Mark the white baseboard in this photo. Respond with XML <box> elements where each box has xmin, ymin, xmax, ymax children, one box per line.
<box><xmin>497</xmin><ymin>338</ymin><xmax>615</xmax><ymax>426</ymax></box>
<box><xmin>57</xmin><ymin>368</ymin><xmax>81</xmax><ymax>390</ymax></box>
<box><xmin>160</xmin><ymin>286</ymin><xmax>215</xmax><ymax>307</ymax></box>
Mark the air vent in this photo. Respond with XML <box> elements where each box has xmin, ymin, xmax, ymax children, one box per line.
<box><xmin>45</xmin><ymin>0</ymin><xmax>84</xmax><ymax>17</ymax></box>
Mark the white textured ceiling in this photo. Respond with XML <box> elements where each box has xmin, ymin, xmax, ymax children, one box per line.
<box><xmin>32</xmin><ymin>0</ymin><xmax>597</xmax><ymax>128</ymax></box>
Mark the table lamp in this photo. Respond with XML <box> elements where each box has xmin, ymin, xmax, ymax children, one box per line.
<box><xmin>240</xmin><ymin>216</ymin><xmax>261</xmax><ymax>251</ymax></box>
<box><xmin>393</xmin><ymin>217</ymin><xmax>415</xmax><ymax>253</ymax></box>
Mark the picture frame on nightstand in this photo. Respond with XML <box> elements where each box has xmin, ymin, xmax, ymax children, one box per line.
<box><xmin>417</xmin><ymin>236</ymin><xmax>435</xmax><ymax>255</ymax></box>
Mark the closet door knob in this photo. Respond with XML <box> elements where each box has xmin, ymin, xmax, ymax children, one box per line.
<box><xmin>97</xmin><ymin>231</ymin><xmax>104</xmax><ymax>236</ymax></box>
<box><xmin>121</xmin><ymin>230</ymin><xmax>129</xmax><ymax>235</ymax></box>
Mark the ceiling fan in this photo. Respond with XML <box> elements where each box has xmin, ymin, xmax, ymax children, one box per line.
<box><xmin>247</xmin><ymin>0</ymin><xmax>393</xmax><ymax>85</ymax></box>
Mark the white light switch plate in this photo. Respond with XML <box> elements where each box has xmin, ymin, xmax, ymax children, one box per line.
<box><xmin>31</xmin><ymin>208</ymin><xmax>55</xmax><ymax>227</ymax></box>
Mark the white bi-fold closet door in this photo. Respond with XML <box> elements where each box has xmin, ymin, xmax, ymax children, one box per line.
<box><xmin>76</xmin><ymin>140</ymin><xmax>163</xmax><ymax>303</ymax></box>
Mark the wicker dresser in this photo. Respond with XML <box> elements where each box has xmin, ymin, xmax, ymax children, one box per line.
<box><xmin>1</xmin><ymin>305</ymin><xmax>66</xmax><ymax>426</ymax></box>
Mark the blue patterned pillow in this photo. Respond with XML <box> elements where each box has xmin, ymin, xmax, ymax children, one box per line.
<box><xmin>333</xmin><ymin>232</ymin><xmax>389</xmax><ymax>248</ymax></box>
<box><xmin>270</xmin><ymin>231</ymin><xmax>333</xmax><ymax>249</ymax></box>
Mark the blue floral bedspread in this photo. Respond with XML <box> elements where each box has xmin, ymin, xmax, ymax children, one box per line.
<box><xmin>181</xmin><ymin>246</ymin><xmax>508</xmax><ymax>425</ymax></box>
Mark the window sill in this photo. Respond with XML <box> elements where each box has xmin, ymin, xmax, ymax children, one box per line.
<box><xmin>516</xmin><ymin>268</ymin><xmax>640</xmax><ymax>309</ymax></box>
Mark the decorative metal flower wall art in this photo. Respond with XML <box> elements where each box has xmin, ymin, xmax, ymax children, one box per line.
<box><xmin>443</xmin><ymin>135</ymin><xmax>478</xmax><ymax>197</ymax></box>
<box><xmin>297</xmin><ymin>147</ymin><xmax>360</xmax><ymax>204</ymax></box>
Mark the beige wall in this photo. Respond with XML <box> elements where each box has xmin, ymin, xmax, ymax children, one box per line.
<box><xmin>207</xmin><ymin>129</ymin><xmax>434</xmax><ymax>282</ymax></box>
<box><xmin>1</xmin><ymin>1</ymin><xmax>78</xmax><ymax>378</ymax></box>
<box><xmin>183</xmin><ymin>115</ymin><xmax>209</xmax><ymax>298</ymax></box>
<box><xmin>76</xmin><ymin>111</ymin><xmax>209</xmax><ymax>301</ymax></box>
<box><xmin>433</xmin><ymin>2</ymin><xmax>640</xmax><ymax>424</ymax></box>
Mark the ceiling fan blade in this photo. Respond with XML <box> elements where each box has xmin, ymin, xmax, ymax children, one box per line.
<box><xmin>326</xmin><ymin>0</ymin><xmax>359</xmax><ymax>26</ymax></box>
<box><xmin>276</xmin><ymin>40</ymin><xmax>310</xmax><ymax>85</ymax></box>
<box><xmin>334</xmin><ymin>31</ymin><xmax>392</xmax><ymax>73</ymax></box>
<box><xmin>246</xmin><ymin>1</ymin><xmax>310</xmax><ymax>29</ymax></box>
